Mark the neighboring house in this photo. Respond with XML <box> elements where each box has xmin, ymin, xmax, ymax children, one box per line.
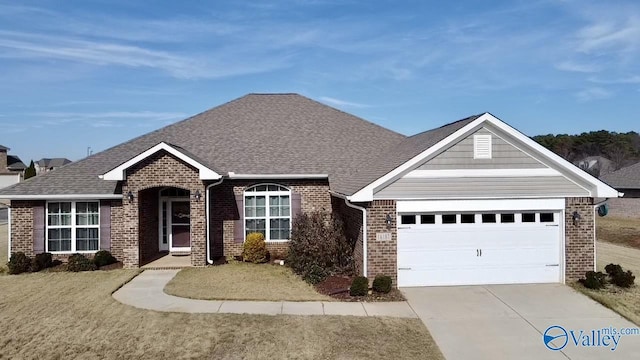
<box><xmin>35</xmin><ymin>158</ymin><xmax>72</xmax><ymax>174</ymax></box>
<box><xmin>0</xmin><ymin>145</ymin><xmax>26</xmax><ymax>189</ymax></box>
<box><xmin>0</xmin><ymin>94</ymin><xmax>620</xmax><ymax>287</ymax></box>
<box><xmin>600</xmin><ymin>161</ymin><xmax>640</xmax><ymax>218</ymax></box>
<box><xmin>575</xmin><ymin>156</ymin><xmax>613</xmax><ymax>177</ymax></box>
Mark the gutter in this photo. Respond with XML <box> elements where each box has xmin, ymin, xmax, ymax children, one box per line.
<box><xmin>227</xmin><ymin>172</ymin><xmax>328</xmax><ymax>180</ymax></box>
<box><xmin>0</xmin><ymin>194</ymin><xmax>123</xmax><ymax>200</ymax></box>
<box><xmin>329</xmin><ymin>191</ymin><xmax>368</xmax><ymax>277</ymax></box>
<box><xmin>7</xmin><ymin>206</ymin><xmax>10</xmax><ymax>262</ymax></box>
<box><xmin>205</xmin><ymin>178</ymin><xmax>225</xmax><ymax>264</ymax></box>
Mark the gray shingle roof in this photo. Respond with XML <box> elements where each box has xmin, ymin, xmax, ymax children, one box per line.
<box><xmin>600</xmin><ymin>161</ymin><xmax>640</xmax><ymax>189</ymax></box>
<box><xmin>0</xmin><ymin>145</ymin><xmax>9</xmax><ymax>151</ymax></box>
<box><xmin>37</xmin><ymin>158</ymin><xmax>72</xmax><ymax>168</ymax></box>
<box><xmin>0</xmin><ymin>94</ymin><xmax>406</xmax><ymax>196</ymax></box>
<box><xmin>6</xmin><ymin>155</ymin><xmax>27</xmax><ymax>171</ymax></box>
<box><xmin>0</xmin><ymin>94</ymin><xmax>484</xmax><ymax>198</ymax></box>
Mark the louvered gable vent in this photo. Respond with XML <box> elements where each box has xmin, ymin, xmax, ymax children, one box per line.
<box><xmin>473</xmin><ymin>134</ymin><xmax>492</xmax><ymax>159</ymax></box>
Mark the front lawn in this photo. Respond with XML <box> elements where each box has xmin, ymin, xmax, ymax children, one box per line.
<box><xmin>164</xmin><ymin>262</ymin><xmax>331</xmax><ymax>301</ymax></box>
<box><xmin>571</xmin><ymin>283</ymin><xmax>640</xmax><ymax>326</ymax></box>
<box><xmin>596</xmin><ymin>216</ymin><xmax>640</xmax><ymax>249</ymax></box>
<box><xmin>0</xmin><ymin>270</ymin><xmax>444</xmax><ymax>359</ymax></box>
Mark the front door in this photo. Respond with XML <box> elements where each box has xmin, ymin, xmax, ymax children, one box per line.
<box><xmin>170</xmin><ymin>200</ymin><xmax>191</xmax><ymax>251</ymax></box>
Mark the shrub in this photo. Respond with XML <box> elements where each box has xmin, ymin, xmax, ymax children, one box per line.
<box><xmin>302</xmin><ymin>264</ymin><xmax>328</xmax><ymax>284</ymax></box>
<box><xmin>66</xmin><ymin>254</ymin><xmax>96</xmax><ymax>272</ymax></box>
<box><xmin>350</xmin><ymin>276</ymin><xmax>369</xmax><ymax>296</ymax></box>
<box><xmin>372</xmin><ymin>275</ymin><xmax>393</xmax><ymax>294</ymax></box>
<box><xmin>31</xmin><ymin>253</ymin><xmax>53</xmax><ymax>272</ymax></box>
<box><xmin>287</xmin><ymin>211</ymin><xmax>354</xmax><ymax>284</ymax></box>
<box><xmin>242</xmin><ymin>232</ymin><xmax>268</xmax><ymax>264</ymax></box>
<box><xmin>605</xmin><ymin>263</ymin><xmax>624</xmax><ymax>278</ymax></box>
<box><xmin>611</xmin><ymin>270</ymin><xmax>635</xmax><ymax>288</ymax></box>
<box><xmin>7</xmin><ymin>252</ymin><xmax>32</xmax><ymax>274</ymax></box>
<box><xmin>579</xmin><ymin>271</ymin><xmax>607</xmax><ymax>290</ymax></box>
<box><xmin>93</xmin><ymin>250</ymin><xmax>118</xmax><ymax>268</ymax></box>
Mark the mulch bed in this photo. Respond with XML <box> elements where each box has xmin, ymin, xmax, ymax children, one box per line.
<box><xmin>315</xmin><ymin>275</ymin><xmax>406</xmax><ymax>302</ymax></box>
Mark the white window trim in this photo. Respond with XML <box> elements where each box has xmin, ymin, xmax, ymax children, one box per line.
<box><xmin>243</xmin><ymin>184</ymin><xmax>292</xmax><ymax>242</ymax></box>
<box><xmin>46</xmin><ymin>200</ymin><xmax>100</xmax><ymax>254</ymax></box>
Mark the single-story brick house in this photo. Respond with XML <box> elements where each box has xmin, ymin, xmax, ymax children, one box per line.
<box><xmin>600</xmin><ymin>161</ymin><xmax>640</xmax><ymax>218</ymax></box>
<box><xmin>0</xmin><ymin>94</ymin><xmax>620</xmax><ymax>286</ymax></box>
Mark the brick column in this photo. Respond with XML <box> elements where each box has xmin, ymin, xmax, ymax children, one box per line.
<box><xmin>190</xmin><ymin>184</ymin><xmax>206</xmax><ymax>266</ymax></box>
<box><xmin>565</xmin><ymin>197</ymin><xmax>595</xmax><ymax>281</ymax></box>
<box><xmin>366</xmin><ymin>200</ymin><xmax>397</xmax><ymax>284</ymax></box>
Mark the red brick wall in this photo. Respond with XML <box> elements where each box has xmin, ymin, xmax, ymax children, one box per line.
<box><xmin>121</xmin><ymin>150</ymin><xmax>206</xmax><ymax>268</ymax></box>
<box><xmin>9</xmin><ymin>200</ymin><xmax>38</xmax><ymax>255</ymax></box>
<box><xmin>209</xmin><ymin>180</ymin><xmax>331</xmax><ymax>258</ymax></box>
<box><xmin>366</xmin><ymin>200</ymin><xmax>397</xmax><ymax>284</ymax></box>
<box><xmin>110</xmin><ymin>200</ymin><xmax>124</xmax><ymax>261</ymax></box>
<box><xmin>565</xmin><ymin>197</ymin><xmax>595</xmax><ymax>280</ymax></box>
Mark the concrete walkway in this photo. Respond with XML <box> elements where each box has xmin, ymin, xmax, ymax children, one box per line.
<box><xmin>113</xmin><ymin>270</ymin><xmax>418</xmax><ymax>318</ymax></box>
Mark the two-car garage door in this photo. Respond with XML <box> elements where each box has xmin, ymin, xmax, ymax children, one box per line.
<box><xmin>396</xmin><ymin>200</ymin><xmax>564</xmax><ymax>287</ymax></box>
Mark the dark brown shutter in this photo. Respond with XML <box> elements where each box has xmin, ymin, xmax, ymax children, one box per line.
<box><xmin>33</xmin><ymin>202</ymin><xmax>45</xmax><ymax>254</ymax></box>
<box><xmin>233</xmin><ymin>194</ymin><xmax>244</xmax><ymax>243</ymax></box>
<box><xmin>291</xmin><ymin>193</ymin><xmax>302</xmax><ymax>219</ymax></box>
<box><xmin>100</xmin><ymin>201</ymin><xmax>111</xmax><ymax>251</ymax></box>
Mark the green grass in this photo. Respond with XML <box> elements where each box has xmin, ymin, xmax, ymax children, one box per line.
<box><xmin>165</xmin><ymin>262</ymin><xmax>331</xmax><ymax>301</ymax></box>
<box><xmin>0</xmin><ymin>270</ymin><xmax>444</xmax><ymax>359</ymax></box>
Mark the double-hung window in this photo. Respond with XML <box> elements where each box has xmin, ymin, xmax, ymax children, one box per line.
<box><xmin>47</xmin><ymin>201</ymin><xmax>99</xmax><ymax>253</ymax></box>
<box><xmin>244</xmin><ymin>184</ymin><xmax>291</xmax><ymax>241</ymax></box>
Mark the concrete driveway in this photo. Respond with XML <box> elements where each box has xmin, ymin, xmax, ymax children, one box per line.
<box><xmin>404</xmin><ymin>284</ymin><xmax>640</xmax><ymax>360</ymax></box>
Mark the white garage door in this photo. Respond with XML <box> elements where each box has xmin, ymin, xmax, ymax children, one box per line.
<box><xmin>397</xmin><ymin>201</ymin><xmax>563</xmax><ymax>287</ymax></box>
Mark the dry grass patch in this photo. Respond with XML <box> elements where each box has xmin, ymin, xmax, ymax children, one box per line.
<box><xmin>596</xmin><ymin>216</ymin><xmax>640</xmax><ymax>249</ymax></box>
<box><xmin>165</xmin><ymin>262</ymin><xmax>331</xmax><ymax>301</ymax></box>
<box><xmin>571</xmin><ymin>283</ymin><xmax>640</xmax><ymax>326</ymax></box>
<box><xmin>0</xmin><ymin>270</ymin><xmax>443</xmax><ymax>359</ymax></box>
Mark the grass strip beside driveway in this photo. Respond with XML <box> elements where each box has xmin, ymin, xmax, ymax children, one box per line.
<box><xmin>0</xmin><ymin>270</ymin><xmax>443</xmax><ymax>359</ymax></box>
<box><xmin>164</xmin><ymin>262</ymin><xmax>331</xmax><ymax>301</ymax></box>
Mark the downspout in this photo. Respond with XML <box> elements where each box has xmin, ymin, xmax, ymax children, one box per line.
<box><xmin>344</xmin><ymin>198</ymin><xmax>367</xmax><ymax>277</ymax></box>
<box><xmin>6</xmin><ymin>206</ymin><xmax>11</xmax><ymax>262</ymax></box>
<box><xmin>205</xmin><ymin>178</ymin><xmax>224</xmax><ymax>264</ymax></box>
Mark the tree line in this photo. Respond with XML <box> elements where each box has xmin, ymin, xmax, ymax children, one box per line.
<box><xmin>533</xmin><ymin>130</ymin><xmax>640</xmax><ymax>173</ymax></box>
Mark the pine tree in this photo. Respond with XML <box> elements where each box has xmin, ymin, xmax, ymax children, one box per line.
<box><xmin>24</xmin><ymin>160</ymin><xmax>36</xmax><ymax>179</ymax></box>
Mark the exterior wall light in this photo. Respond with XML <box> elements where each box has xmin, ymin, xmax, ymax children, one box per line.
<box><xmin>194</xmin><ymin>189</ymin><xmax>202</xmax><ymax>201</ymax></box>
<box><xmin>385</xmin><ymin>213</ymin><xmax>393</xmax><ymax>228</ymax></box>
<box><xmin>572</xmin><ymin>211</ymin><xmax>581</xmax><ymax>226</ymax></box>
<box><xmin>126</xmin><ymin>191</ymin><xmax>134</xmax><ymax>202</ymax></box>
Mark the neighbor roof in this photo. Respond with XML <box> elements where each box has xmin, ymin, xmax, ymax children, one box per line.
<box><xmin>601</xmin><ymin>161</ymin><xmax>640</xmax><ymax>189</ymax></box>
<box><xmin>0</xmin><ymin>145</ymin><xmax>9</xmax><ymax>151</ymax></box>
<box><xmin>37</xmin><ymin>158</ymin><xmax>72</xmax><ymax>168</ymax></box>
<box><xmin>0</xmin><ymin>94</ymin><xmax>407</xmax><ymax>196</ymax></box>
<box><xmin>6</xmin><ymin>155</ymin><xmax>27</xmax><ymax>171</ymax></box>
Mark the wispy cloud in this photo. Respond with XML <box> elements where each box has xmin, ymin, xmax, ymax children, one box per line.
<box><xmin>575</xmin><ymin>87</ymin><xmax>613</xmax><ymax>102</ymax></box>
<box><xmin>319</xmin><ymin>96</ymin><xmax>371</xmax><ymax>108</ymax></box>
<box><xmin>555</xmin><ymin>60</ymin><xmax>600</xmax><ymax>73</ymax></box>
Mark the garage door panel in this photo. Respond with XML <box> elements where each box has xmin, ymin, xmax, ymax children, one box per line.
<box><xmin>397</xmin><ymin>208</ymin><xmax>562</xmax><ymax>287</ymax></box>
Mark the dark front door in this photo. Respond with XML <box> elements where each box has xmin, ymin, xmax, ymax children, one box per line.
<box><xmin>171</xmin><ymin>201</ymin><xmax>190</xmax><ymax>248</ymax></box>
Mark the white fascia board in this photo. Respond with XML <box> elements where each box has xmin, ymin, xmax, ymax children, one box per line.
<box><xmin>227</xmin><ymin>172</ymin><xmax>329</xmax><ymax>179</ymax></box>
<box><xmin>348</xmin><ymin>115</ymin><xmax>489</xmax><ymax>202</ymax></box>
<box><xmin>101</xmin><ymin>142</ymin><xmax>222</xmax><ymax>181</ymax></box>
<box><xmin>397</xmin><ymin>198</ymin><xmax>566</xmax><ymax>213</ymax></box>
<box><xmin>0</xmin><ymin>194</ymin><xmax>123</xmax><ymax>200</ymax></box>
<box><xmin>404</xmin><ymin>168</ymin><xmax>561</xmax><ymax>178</ymax></box>
<box><xmin>480</xmin><ymin>114</ymin><xmax>620</xmax><ymax>198</ymax></box>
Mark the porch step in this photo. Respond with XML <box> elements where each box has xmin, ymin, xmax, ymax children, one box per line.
<box><xmin>141</xmin><ymin>253</ymin><xmax>193</xmax><ymax>269</ymax></box>
<box><xmin>169</xmin><ymin>252</ymin><xmax>191</xmax><ymax>257</ymax></box>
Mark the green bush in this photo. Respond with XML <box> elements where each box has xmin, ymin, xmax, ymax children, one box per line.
<box><xmin>66</xmin><ymin>254</ymin><xmax>96</xmax><ymax>272</ymax></box>
<box><xmin>611</xmin><ymin>270</ymin><xmax>635</xmax><ymax>288</ymax></box>
<box><xmin>31</xmin><ymin>253</ymin><xmax>53</xmax><ymax>272</ymax></box>
<box><xmin>287</xmin><ymin>211</ymin><xmax>354</xmax><ymax>284</ymax></box>
<box><xmin>7</xmin><ymin>252</ymin><xmax>32</xmax><ymax>274</ymax></box>
<box><xmin>242</xmin><ymin>232</ymin><xmax>268</xmax><ymax>264</ymax></box>
<box><xmin>605</xmin><ymin>263</ymin><xmax>623</xmax><ymax>278</ymax></box>
<box><xmin>579</xmin><ymin>271</ymin><xmax>607</xmax><ymax>290</ymax></box>
<box><xmin>93</xmin><ymin>250</ymin><xmax>118</xmax><ymax>268</ymax></box>
<box><xmin>302</xmin><ymin>264</ymin><xmax>329</xmax><ymax>284</ymax></box>
<box><xmin>372</xmin><ymin>275</ymin><xmax>392</xmax><ymax>293</ymax></box>
<box><xmin>350</xmin><ymin>276</ymin><xmax>369</xmax><ymax>296</ymax></box>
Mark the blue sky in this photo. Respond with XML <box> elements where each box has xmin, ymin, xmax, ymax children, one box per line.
<box><xmin>1</xmin><ymin>0</ymin><xmax>639</xmax><ymax>162</ymax></box>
